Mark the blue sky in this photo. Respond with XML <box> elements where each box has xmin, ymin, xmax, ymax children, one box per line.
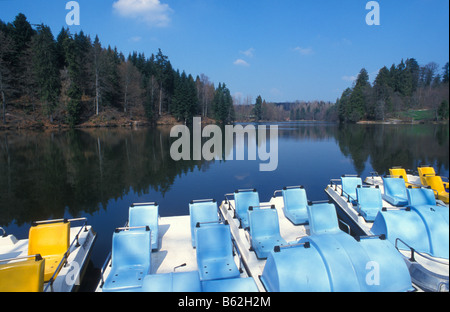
<box><xmin>0</xmin><ymin>0</ymin><xmax>449</xmax><ymax>103</ymax></box>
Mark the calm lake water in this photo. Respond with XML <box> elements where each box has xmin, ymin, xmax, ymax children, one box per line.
<box><xmin>1</xmin><ymin>122</ymin><xmax>448</xmax><ymax>290</ymax></box>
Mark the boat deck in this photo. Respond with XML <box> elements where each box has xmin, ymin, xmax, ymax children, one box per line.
<box><xmin>219</xmin><ymin>195</ymin><xmax>310</xmax><ymax>292</ymax></box>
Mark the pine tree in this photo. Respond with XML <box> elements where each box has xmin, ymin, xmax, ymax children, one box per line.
<box><xmin>254</xmin><ymin>95</ymin><xmax>263</xmax><ymax>121</ymax></box>
<box><xmin>32</xmin><ymin>24</ymin><xmax>60</xmax><ymax>122</ymax></box>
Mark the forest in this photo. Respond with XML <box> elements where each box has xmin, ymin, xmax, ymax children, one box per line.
<box><xmin>336</xmin><ymin>59</ymin><xmax>449</xmax><ymax>123</ymax></box>
<box><xmin>0</xmin><ymin>13</ymin><xmax>234</xmax><ymax>128</ymax></box>
<box><xmin>1</xmin><ymin>14</ymin><xmax>449</xmax><ymax>128</ymax></box>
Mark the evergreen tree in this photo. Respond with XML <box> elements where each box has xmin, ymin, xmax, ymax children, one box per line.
<box><xmin>0</xmin><ymin>30</ymin><xmax>14</xmax><ymax>123</ymax></box>
<box><xmin>442</xmin><ymin>62</ymin><xmax>449</xmax><ymax>84</ymax></box>
<box><xmin>348</xmin><ymin>68</ymin><xmax>370</xmax><ymax>122</ymax></box>
<box><xmin>254</xmin><ymin>95</ymin><xmax>263</xmax><ymax>121</ymax></box>
<box><xmin>32</xmin><ymin>24</ymin><xmax>60</xmax><ymax>122</ymax></box>
<box><xmin>213</xmin><ymin>83</ymin><xmax>234</xmax><ymax>123</ymax></box>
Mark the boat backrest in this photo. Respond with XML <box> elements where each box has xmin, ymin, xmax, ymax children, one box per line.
<box><xmin>307</xmin><ymin>203</ymin><xmax>340</xmax><ymax>235</ymax></box>
<box><xmin>425</xmin><ymin>175</ymin><xmax>446</xmax><ymax>193</ymax></box>
<box><xmin>389</xmin><ymin>168</ymin><xmax>408</xmax><ymax>183</ymax></box>
<box><xmin>196</xmin><ymin>224</ymin><xmax>234</xmax><ymax>262</ymax></box>
<box><xmin>189</xmin><ymin>200</ymin><xmax>219</xmax><ymax>247</ymax></box>
<box><xmin>357</xmin><ymin>186</ymin><xmax>382</xmax><ymax>207</ymax></box>
<box><xmin>248</xmin><ymin>207</ymin><xmax>281</xmax><ymax>239</ymax></box>
<box><xmin>28</xmin><ymin>221</ymin><xmax>70</xmax><ymax>258</ymax></box>
<box><xmin>282</xmin><ymin>187</ymin><xmax>308</xmax><ymax>212</ymax></box>
<box><xmin>383</xmin><ymin>177</ymin><xmax>407</xmax><ymax>198</ymax></box>
<box><xmin>234</xmin><ymin>190</ymin><xmax>259</xmax><ymax>223</ymax></box>
<box><xmin>418</xmin><ymin>167</ymin><xmax>436</xmax><ymax>186</ymax></box>
<box><xmin>111</xmin><ymin>229</ymin><xmax>151</xmax><ymax>270</ymax></box>
<box><xmin>406</xmin><ymin>187</ymin><xmax>437</xmax><ymax>207</ymax></box>
<box><xmin>0</xmin><ymin>256</ymin><xmax>45</xmax><ymax>292</ymax></box>
<box><xmin>341</xmin><ymin>176</ymin><xmax>362</xmax><ymax>201</ymax></box>
<box><xmin>129</xmin><ymin>203</ymin><xmax>159</xmax><ymax>249</ymax></box>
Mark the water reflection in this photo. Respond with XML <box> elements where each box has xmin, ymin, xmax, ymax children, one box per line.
<box><xmin>0</xmin><ymin>123</ymin><xmax>448</xmax><ymax>268</ymax></box>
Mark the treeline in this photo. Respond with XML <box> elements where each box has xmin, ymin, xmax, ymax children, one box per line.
<box><xmin>337</xmin><ymin>59</ymin><xmax>450</xmax><ymax>123</ymax></box>
<box><xmin>0</xmin><ymin>13</ymin><xmax>234</xmax><ymax>127</ymax></box>
<box><xmin>233</xmin><ymin>96</ymin><xmax>337</xmax><ymax>122</ymax></box>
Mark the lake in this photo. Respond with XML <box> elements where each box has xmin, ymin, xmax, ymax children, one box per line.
<box><xmin>0</xmin><ymin>122</ymin><xmax>448</xmax><ymax>290</ymax></box>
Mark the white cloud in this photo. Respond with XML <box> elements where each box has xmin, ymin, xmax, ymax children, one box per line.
<box><xmin>233</xmin><ymin>59</ymin><xmax>250</xmax><ymax>67</ymax></box>
<box><xmin>342</xmin><ymin>75</ymin><xmax>357</xmax><ymax>82</ymax></box>
<box><xmin>129</xmin><ymin>36</ymin><xmax>142</xmax><ymax>42</ymax></box>
<box><xmin>240</xmin><ymin>48</ymin><xmax>255</xmax><ymax>58</ymax></box>
<box><xmin>113</xmin><ymin>0</ymin><xmax>173</xmax><ymax>27</ymax></box>
<box><xmin>294</xmin><ymin>46</ymin><xmax>314</xmax><ymax>56</ymax></box>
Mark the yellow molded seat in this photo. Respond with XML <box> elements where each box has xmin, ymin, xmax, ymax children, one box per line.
<box><xmin>0</xmin><ymin>256</ymin><xmax>45</xmax><ymax>292</ymax></box>
<box><xmin>389</xmin><ymin>168</ymin><xmax>417</xmax><ymax>188</ymax></box>
<box><xmin>426</xmin><ymin>175</ymin><xmax>449</xmax><ymax>204</ymax></box>
<box><xmin>28</xmin><ymin>221</ymin><xmax>70</xmax><ymax>282</ymax></box>
<box><xmin>417</xmin><ymin>167</ymin><xmax>436</xmax><ymax>186</ymax></box>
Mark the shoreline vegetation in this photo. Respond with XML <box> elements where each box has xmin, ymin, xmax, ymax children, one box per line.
<box><xmin>1</xmin><ymin>14</ymin><xmax>449</xmax><ymax>131</ymax></box>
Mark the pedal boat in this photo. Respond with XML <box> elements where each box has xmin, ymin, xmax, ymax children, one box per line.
<box><xmin>220</xmin><ymin>187</ymin><xmax>414</xmax><ymax>292</ymax></box>
<box><xmin>0</xmin><ymin>218</ymin><xmax>97</xmax><ymax>292</ymax></box>
<box><xmin>96</xmin><ymin>202</ymin><xmax>258</xmax><ymax>292</ymax></box>
<box><xmin>325</xmin><ymin>175</ymin><xmax>449</xmax><ymax>292</ymax></box>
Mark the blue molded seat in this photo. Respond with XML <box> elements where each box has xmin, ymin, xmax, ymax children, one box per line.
<box><xmin>248</xmin><ymin>207</ymin><xmax>287</xmax><ymax>259</ymax></box>
<box><xmin>103</xmin><ymin>229</ymin><xmax>151</xmax><ymax>292</ymax></box>
<box><xmin>281</xmin><ymin>186</ymin><xmax>309</xmax><ymax>225</ymax></box>
<box><xmin>234</xmin><ymin>190</ymin><xmax>260</xmax><ymax>229</ymax></box>
<box><xmin>201</xmin><ymin>277</ymin><xmax>259</xmax><ymax>292</ymax></box>
<box><xmin>196</xmin><ymin>224</ymin><xmax>241</xmax><ymax>281</ymax></box>
<box><xmin>406</xmin><ymin>187</ymin><xmax>437</xmax><ymax>207</ymax></box>
<box><xmin>341</xmin><ymin>176</ymin><xmax>362</xmax><ymax>203</ymax></box>
<box><xmin>307</xmin><ymin>202</ymin><xmax>341</xmax><ymax>235</ymax></box>
<box><xmin>189</xmin><ymin>200</ymin><xmax>219</xmax><ymax>248</ymax></box>
<box><xmin>356</xmin><ymin>186</ymin><xmax>383</xmax><ymax>222</ymax></box>
<box><xmin>141</xmin><ymin>271</ymin><xmax>202</xmax><ymax>292</ymax></box>
<box><xmin>260</xmin><ymin>202</ymin><xmax>413</xmax><ymax>292</ymax></box>
<box><xmin>129</xmin><ymin>203</ymin><xmax>159</xmax><ymax>250</ymax></box>
<box><xmin>382</xmin><ymin>177</ymin><xmax>408</xmax><ymax>207</ymax></box>
<box><xmin>372</xmin><ymin>203</ymin><xmax>449</xmax><ymax>260</ymax></box>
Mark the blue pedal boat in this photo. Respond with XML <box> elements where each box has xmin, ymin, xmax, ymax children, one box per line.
<box><xmin>222</xmin><ymin>187</ymin><xmax>414</xmax><ymax>292</ymax></box>
<box><xmin>97</xmin><ymin>200</ymin><xmax>258</xmax><ymax>292</ymax></box>
<box><xmin>326</xmin><ymin>175</ymin><xmax>449</xmax><ymax>292</ymax></box>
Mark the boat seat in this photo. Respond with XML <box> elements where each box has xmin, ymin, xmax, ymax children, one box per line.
<box><xmin>248</xmin><ymin>207</ymin><xmax>287</xmax><ymax>259</ymax></box>
<box><xmin>389</xmin><ymin>168</ymin><xmax>417</xmax><ymax>188</ymax></box>
<box><xmin>341</xmin><ymin>176</ymin><xmax>362</xmax><ymax>203</ymax></box>
<box><xmin>417</xmin><ymin>167</ymin><xmax>436</xmax><ymax>186</ymax></box>
<box><xmin>406</xmin><ymin>187</ymin><xmax>437</xmax><ymax>207</ymax></box>
<box><xmin>129</xmin><ymin>203</ymin><xmax>159</xmax><ymax>250</ymax></box>
<box><xmin>372</xmin><ymin>204</ymin><xmax>449</xmax><ymax>260</ymax></box>
<box><xmin>28</xmin><ymin>221</ymin><xmax>70</xmax><ymax>282</ymax></box>
<box><xmin>234</xmin><ymin>189</ymin><xmax>260</xmax><ymax>229</ymax></box>
<box><xmin>356</xmin><ymin>186</ymin><xmax>383</xmax><ymax>222</ymax></box>
<box><xmin>189</xmin><ymin>200</ymin><xmax>219</xmax><ymax>248</ymax></box>
<box><xmin>0</xmin><ymin>255</ymin><xmax>45</xmax><ymax>292</ymax></box>
<box><xmin>382</xmin><ymin>177</ymin><xmax>408</xmax><ymax>207</ymax></box>
<box><xmin>307</xmin><ymin>202</ymin><xmax>341</xmax><ymax>235</ymax></box>
<box><xmin>196</xmin><ymin>223</ymin><xmax>241</xmax><ymax>281</ymax></box>
<box><xmin>281</xmin><ymin>186</ymin><xmax>309</xmax><ymax>225</ymax></box>
<box><xmin>201</xmin><ymin>277</ymin><xmax>259</xmax><ymax>292</ymax></box>
<box><xmin>103</xmin><ymin>228</ymin><xmax>151</xmax><ymax>292</ymax></box>
<box><xmin>141</xmin><ymin>271</ymin><xmax>202</xmax><ymax>292</ymax></box>
<box><xmin>424</xmin><ymin>175</ymin><xmax>449</xmax><ymax>204</ymax></box>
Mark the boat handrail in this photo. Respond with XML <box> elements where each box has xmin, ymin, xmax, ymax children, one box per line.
<box><xmin>0</xmin><ymin>227</ymin><xmax>6</xmax><ymax>237</ymax></box>
<box><xmin>115</xmin><ymin>225</ymin><xmax>150</xmax><ymax>232</ymax></box>
<box><xmin>196</xmin><ymin>220</ymin><xmax>227</xmax><ymax>228</ymax></box>
<box><xmin>248</xmin><ymin>204</ymin><xmax>275</xmax><ymax>210</ymax></box>
<box><xmin>273</xmin><ymin>241</ymin><xmax>311</xmax><ymax>252</ymax></box>
<box><xmin>273</xmin><ymin>185</ymin><xmax>305</xmax><ymax>197</ymax></box>
<box><xmin>32</xmin><ymin>217</ymin><xmax>87</xmax><ymax>226</ymax></box>
<box><xmin>131</xmin><ymin>202</ymin><xmax>157</xmax><ymax>207</ymax></box>
<box><xmin>395</xmin><ymin>238</ymin><xmax>449</xmax><ymax>266</ymax></box>
<box><xmin>191</xmin><ymin>199</ymin><xmax>216</xmax><ymax>204</ymax></box>
<box><xmin>99</xmin><ymin>251</ymin><xmax>112</xmax><ymax>288</ymax></box>
<box><xmin>44</xmin><ymin>218</ymin><xmax>91</xmax><ymax>292</ymax></box>
<box><xmin>338</xmin><ymin>220</ymin><xmax>351</xmax><ymax>235</ymax></box>
<box><xmin>0</xmin><ymin>254</ymin><xmax>43</xmax><ymax>264</ymax></box>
